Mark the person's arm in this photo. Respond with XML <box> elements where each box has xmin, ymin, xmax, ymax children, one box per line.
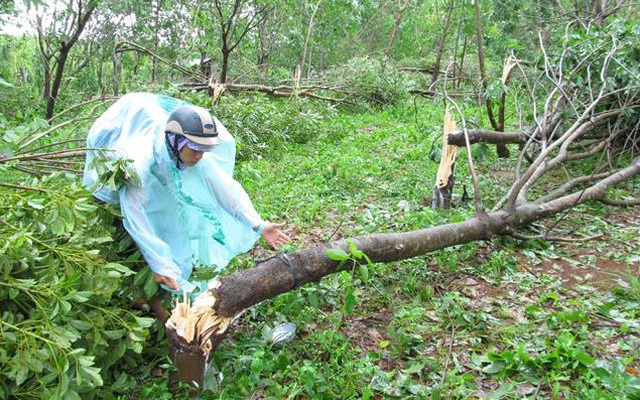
<box><xmin>204</xmin><ymin>163</ymin><xmax>291</xmax><ymax>249</ymax></box>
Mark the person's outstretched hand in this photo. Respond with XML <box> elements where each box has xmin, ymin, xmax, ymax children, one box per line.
<box><xmin>154</xmin><ymin>273</ymin><xmax>179</xmax><ymax>290</ymax></box>
<box><xmin>261</xmin><ymin>222</ymin><xmax>291</xmax><ymax>249</ymax></box>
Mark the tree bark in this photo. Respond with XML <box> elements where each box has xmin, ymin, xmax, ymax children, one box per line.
<box><xmin>447</xmin><ymin>129</ymin><xmax>525</xmax><ymax>146</ymax></box>
<box><xmin>473</xmin><ymin>0</ymin><xmax>508</xmax><ymax>158</ymax></box>
<box><xmin>166</xmin><ymin>154</ymin><xmax>640</xmax><ymax>343</ymax></box>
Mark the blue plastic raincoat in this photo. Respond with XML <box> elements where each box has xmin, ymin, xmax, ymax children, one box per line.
<box><xmin>83</xmin><ymin>93</ymin><xmax>264</xmax><ymax>293</ymax></box>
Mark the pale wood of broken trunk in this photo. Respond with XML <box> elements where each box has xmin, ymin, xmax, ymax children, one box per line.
<box><xmin>432</xmin><ymin>110</ymin><xmax>458</xmax><ymax>209</ymax></box>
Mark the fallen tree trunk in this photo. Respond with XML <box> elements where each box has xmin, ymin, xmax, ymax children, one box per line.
<box><xmin>180</xmin><ymin>81</ymin><xmax>355</xmax><ymax>104</ymax></box>
<box><xmin>447</xmin><ymin>129</ymin><xmax>526</xmax><ymax>146</ymax></box>
<box><xmin>166</xmin><ymin>156</ymin><xmax>640</xmax><ymax>386</ymax></box>
<box><xmin>199</xmin><ymin>157</ymin><xmax>640</xmax><ymax>318</ymax></box>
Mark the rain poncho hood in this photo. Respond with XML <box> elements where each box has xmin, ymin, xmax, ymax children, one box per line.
<box><xmin>83</xmin><ymin>93</ymin><xmax>264</xmax><ymax>293</ymax></box>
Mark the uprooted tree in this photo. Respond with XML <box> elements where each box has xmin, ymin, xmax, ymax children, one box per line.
<box><xmin>165</xmin><ymin>23</ymin><xmax>640</xmax><ymax>386</ymax></box>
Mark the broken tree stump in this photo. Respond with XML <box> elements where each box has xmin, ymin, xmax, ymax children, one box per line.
<box><xmin>432</xmin><ymin>109</ymin><xmax>459</xmax><ymax>209</ymax></box>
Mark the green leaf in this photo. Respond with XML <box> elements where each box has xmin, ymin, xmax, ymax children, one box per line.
<box><xmin>102</xmin><ymin>330</ymin><xmax>125</xmax><ymax>340</ymax></box>
<box><xmin>69</xmin><ymin>320</ymin><xmax>93</xmax><ymax>331</ymax></box>
<box><xmin>129</xmin><ymin>342</ymin><xmax>143</xmax><ymax>354</ymax></box>
<box><xmin>143</xmin><ymin>273</ymin><xmax>158</xmax><ymax>299</ymax></box>
<box><xmin>326</xmin><ymin>248</ymin><xmax>349</xmax><ymax>261</ymax></box>
<box><xmin>79</xmin><ymin>361</ymin><xmax>103</xmax><ymax>386</ymax></box>
<box><xmin>593</xmin><ymin>367</ymin><xmax>610</xmax><ymax>379</ymax></box>
<box><xmin>344</xmin><ymin>290</ymin><xmax>357</xmax><ymax>314</ymax></box>
<box><xmin>60</xmin><ymin>300</ymin><xmax>72</xmax><ymax>313</ymax></box>
<box><xmin>134</xmin><ymin>317</ymin><xmax>154</xmax><ymax>328</ymax></box>
<box><xmin>482</xmin><ymin>361</ymin><xmax>505</xmax><ymax>375</ymax></box>
<box><xmin>575</xmin><ymin>351</ymin><xmax>595</xmax><ymax>366</ymax></box>
<box><xmin>489</xmin><ymin>382</ymin><xmax>514</xmax><ymax>399</ymax></box>
<box><xmin>0</xmin><ymin>77</ymin><xmax>14</xmax><ymax>87</ymax></box>
<box><xmin>358</xmin><ymin>265</ymin><xmax>369</xmax><ymax>283</ymax></box>
<box><xmin>105</xmin><ymin>262</ymin><xmax>135</xmax><ymax>276</ymax></box>
<box><xmin>69</xmin><ymin>291</ymin><xmax>92</xmax><ymax>303</ymax></box>
<box><xmin>27</xmin><ymin>198</ymin><xmax>46</xmax><ymax>210</ymax></box>
<box><xmin>133</xmin><ymin>267</ymin><xmax>150</xmax><ymax>286</ymax></box>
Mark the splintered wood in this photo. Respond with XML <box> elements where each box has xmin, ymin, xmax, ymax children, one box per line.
<box><xmin>166</xmin><ymin>289</ymin><xmax>231</xmax><ymax>357</ymax></box>
<box><xmin>435</xmin><ymin>109</ymin><xmax>458</xmax><ymax>189</ymax></box>
<box><xmin>502</xmin><ymin>55</ymin><xmax>520</xmax><ymax>84</ymax></box>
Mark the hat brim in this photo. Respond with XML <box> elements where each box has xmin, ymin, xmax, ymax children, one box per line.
<box><xmin>183</xmin><ymin>132</ymin><xmax>220</xmax><ymax>147</ymax></box>
<box><xmin>184</xmin><ymin>136</ymin><xmax>219</xmax><ymax>152</ymax></box>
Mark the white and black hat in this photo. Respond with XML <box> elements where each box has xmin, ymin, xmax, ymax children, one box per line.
<box><xmin>165</xmin><ymin>105</ymin><xmax>219</xmax><ymax>147</ymax></box>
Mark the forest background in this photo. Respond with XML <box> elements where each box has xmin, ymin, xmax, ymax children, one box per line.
<box><xmin>0</xmin><ymin>0</ymin><xmax>639</xmax><ymax>398</ymax></box>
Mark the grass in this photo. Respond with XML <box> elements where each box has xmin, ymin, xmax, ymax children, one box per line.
<box><xmin>134</xmin><ymin>101</ymin><xmax>640</xmax><ymax>399</ymax></box>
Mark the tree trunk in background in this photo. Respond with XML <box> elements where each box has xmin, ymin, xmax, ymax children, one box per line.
<box><xmin>38</xmin><ymin>1</ymin><xmax>97</xmax><ymax>119</ymax></box>
<box><xmin>301</xmin><ymin>0</ymin><xmax>323</xmax><ymax>79</ymax></box>
<box><xmin>383</xmin><ymin>0</ymin><xmax>412</xmax><ymax>61</ymax></box>
<box><xmin>220</xmin><ymin>43</ymin><xmax>230</xmax><ymax>84</ymax></box>
<box><xmin>430</xmin><ymin>0</ymin><xmax>455</xmax><ymax>90</ymax></box>
<box><xmin>45</xmin><ymin>47</ymin><xmax>70</xmax><ymax>118</ymax></box>
<box><xmin>213</xmin><ymin>0</ymin><xmax>271</xmax><ymax>84</ymax></box>
<box><xmin>113</xmin><ymin>48</ymin><xmax>121</xmax><ymax>96</ymax></box>
<box><xmin>473</xmin><ymin>0</ymin><xmax>508</xmax><ymax>158</ymax></box>
<box><xmin>457</xmin><ymin>35</ymin><xmax>467</xmax><ymax>90</ymax></box>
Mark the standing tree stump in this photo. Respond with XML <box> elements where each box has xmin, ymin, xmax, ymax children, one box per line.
<box><xmin>432</xmin><ymin>109</ymin><xmax>458</xmax><ymax>209</ymax></box>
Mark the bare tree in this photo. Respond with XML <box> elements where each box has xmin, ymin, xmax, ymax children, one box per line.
<box><xmin>472</xmin><ymin>0</ymin><xmax>511</xmax><ymax>158</ymax></box>
<box><xmin>300</xmin><ymin>0</ymin><xmax>323</xmax><ymax>78</ymax></box>
<box><xmin>383</xmin><ymin>0</ymin><xmax>412</xmax><ymax>61</ymax></box>
<box><xmin>429</xmin><ymin>0</ymin><xmax>456</xmax><ymax>90</ymax></box>
<box><xmin>211</xmin><ymin>0</ymin><xmax>271</xmax><ymax>83</ymax></box>
<box><xmin>33</xmin><ymin>0</ymin><xmax>98</xmax><ymax>119</ymax></box>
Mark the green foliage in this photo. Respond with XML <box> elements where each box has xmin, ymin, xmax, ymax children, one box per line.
<box><xmin>0</xmin><ymin>173</ymin><xmax>160</xmax><ymax>399</ymax></box>
<box><xmin>211</xmin><ymin>94</ymin><xmax>335</xmax><ymax>160</ymax></box>
<box><xmin>325</xmin><ymin>57</ymin><xmax>412</xmax><ymax>108</ymax></box>
<box><xmin>89</xmin><ymin>152</ymin><xmax>140</xmax><ymax>193</ymax></box>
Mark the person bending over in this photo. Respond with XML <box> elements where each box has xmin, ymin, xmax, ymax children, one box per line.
<box><xmin>83</xmin><ymin>93</ymin><xmax>290</xmax><ymax>294</ymax></box>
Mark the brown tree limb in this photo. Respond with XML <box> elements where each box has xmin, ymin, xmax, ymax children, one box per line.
<box><xmin>535</xmin><ymin>172</ymin><xmax>612</xmax><ymax>204</ymax></box>
<box><xmin>182</xmin><ymin>82</ymin><xmax>355</xmax><ymax>105</ymax></box>
<box><xmin>116</xmin><ymin>40</ymin><xmax>206</xmax><ymax>81</ymax></box>
<box><xmin>408</xmin><ymin>89</ymin><xmax>437</xmax><ymax>97</ymax></box>
<box><xmin>0</xmin><ymin>182</ymin><xmax>48</xmax><ymax>193</ymax></box>
<box><xmin>166</xmin><ymin>156</ymin><xmax>640</xmax><ymax>369</ymax></box>
<box><xmin>447</xmin><ymin>129</ymin><xmax>526</xmax><ymax>146</ymax></box>
<box><xmin>400</xmin><ymin>66</ymin><xmax>436</xmax><ymax>74</ymax></box>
